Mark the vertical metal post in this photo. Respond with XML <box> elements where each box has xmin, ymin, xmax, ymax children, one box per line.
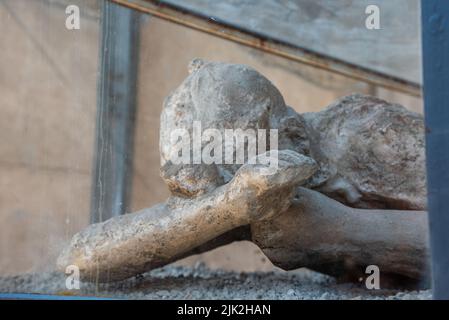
<box><xmin>91</xmin><ymin>1</ymin><xmax>140</xmax><ymax>223</ymax></box>
<box><xmin>421</xmin><ymin>0</ymin><xmax>449</xmax><ymax>299</ymax></box>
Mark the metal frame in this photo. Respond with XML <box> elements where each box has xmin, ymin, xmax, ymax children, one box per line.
<box><xmin>422</xmin><ymin>0</ymin><xmax>449</xmax><ymax>300</ymax></box>
<box><xmin>110</xmin><ymin>0</ymin><xmax>421</xmax><ymax>97</ymax></box>
<box><xmin>91</xmin><ymin>1</ymin><xmax>141</xmax><ymax>223</ymax></box>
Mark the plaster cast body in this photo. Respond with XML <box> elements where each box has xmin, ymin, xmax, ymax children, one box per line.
<box><xmin>58</xmin><ymin>60</ymin><xmax>428</xmax><ymax>286</ymax></box>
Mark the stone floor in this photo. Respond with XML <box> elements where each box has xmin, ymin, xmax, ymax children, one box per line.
<box><xmin>0</xmin><ymin>263</ymin><xmax>431</xmax><ymax>300</ymax></box>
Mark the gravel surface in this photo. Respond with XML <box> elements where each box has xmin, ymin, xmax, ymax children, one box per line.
<box><xmin>0</xmin><ymin>263</ymin><xmax>431</xmax><ymax>300</ymax></box>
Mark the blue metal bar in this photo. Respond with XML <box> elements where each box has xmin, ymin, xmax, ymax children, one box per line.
<box><xmin>0</xmin><ymin>293</ymin><xmax>114</xmax><ymax>300</ymax></box>
<box><xmin>421</xmin><ymin>0</ymin><xmax>449</xmax><ymax>299</ymax></box>
<box><xmin>91</xmin><ymin>1</ymin><xmax>141</xmax><ymax>223</ymax></box>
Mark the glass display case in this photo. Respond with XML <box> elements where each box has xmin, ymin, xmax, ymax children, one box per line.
<box><xmin>0</xmin><ymin>0</ymin><xmax>446</xmax><ymax>300</ymax></box>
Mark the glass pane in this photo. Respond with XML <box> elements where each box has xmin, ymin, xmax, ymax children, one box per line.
<box><xmin>0</xmin><ymin>0</ymin><xmax>429</xmax><ymax>300</ymax></box>
<box><xmin>0</xmin><ymin>0</ymin><xmax>100</xmax><ymax>275</ymax></box>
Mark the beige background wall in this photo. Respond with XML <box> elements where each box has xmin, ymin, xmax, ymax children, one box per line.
<box><xmin>0</xmin><ymin>0</ymin><xmax>98</xmax><ymax>275</ymax></box>
<box><xmin>0</xmin><ymin>0</ymin><xmax>422</xmax><ymax>276</ymax></box>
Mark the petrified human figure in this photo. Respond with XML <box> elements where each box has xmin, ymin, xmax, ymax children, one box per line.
<box><xmin>57</xmin><ymin>60</ymin><xmax>428</xmax><ymax>286</ymax></box>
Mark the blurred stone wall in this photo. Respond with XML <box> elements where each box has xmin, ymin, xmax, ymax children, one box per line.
<box><xmin>0</xmin><ymin>0</ymin><xmax>422</xmax><ymax>275</ymax></box>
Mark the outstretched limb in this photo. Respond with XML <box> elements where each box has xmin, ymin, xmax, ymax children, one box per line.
<box><xmin>57</xmin><ymin>151</ymin><xmax>317</xmax><ymax>282</ymax></box>
<box><xmin>252</xmin><ymin>187</ymin><xmax>430</xmax><ymax>287</ymax></box>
